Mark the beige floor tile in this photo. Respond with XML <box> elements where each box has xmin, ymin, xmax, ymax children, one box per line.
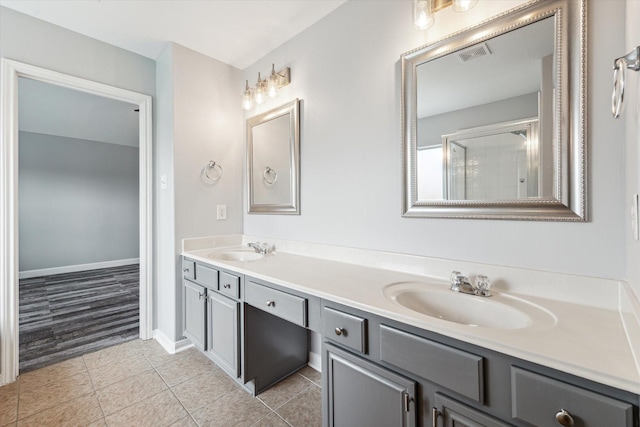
<box><xmin>169</xmin><ymin>415</ymin><xmax>199</xmax><ymax>426</ymax></box>
<box><xmin>16</xmin><ymin>392</ymin><xmax>103</xmax><ymax>427</ymax></box>
<box><xmin>18</xmin><ymin>356</ymin><xmax>87</xmax><ymax>391</ymax></box>
<box><xmin>86</xmin><ymin>420</ymin><xmax>107</xmax><ymax>427</ymax></box>
<box><xmin>0</xmin><ymin>381</ymin><xmax>19</xmax><ymax>426</ymax></box>
<box><xmin>88</xmin><ymin>353</ymin><xmax>152</xmax><ymax>390</ymax></box>
<box><xmin>96</xmin><ymin>370</ymin><xmax>167</xmax><ymax>415</ymax></box>
<box><xmin>104</xmin><ymin>389</ymin><xmax>187</xmax><ymax>427</ymax></box>
<box><xmin>83</xmin><ymin>341</ymin><xmax>143</xmax><ymax>371</ymax></box>
<box><xmin>17</xmin><ymin>371</ymin><xmax>94</xmax><ymax>419</ymax></box>
<box><xmin>171</xmin><ymin>368</ymin><xmax>238</xmax><ymax>413</ymax></box>
<box><xmin>155</xmin><ymin>350</ymin><xmax>215</xmax><ymax>387</ymax></box>
<box><xmin>250</xmin><ymin>412</ymin><xmax>290</xmax><ymax>427</ymax></box>
<box><xmin>276</xmin><ymin>387</ymin><xmax>322</xmax><ymax>427</ymax></box>
<box><xmin>257</xmin><ymin>374</ymin><xmax>311</xmax><ymax>410</ymax></box>
<box><xmin>192</xmin><ymin>389</ymin><xmax>270</xmax><ymax>427</ymax></box>
<box><xmin>139</xmin><ymin>339</ymin><xmax>175</xmax><ymax>368</ymax></box>
<box><xmin>297</xmin><ymin>366</ymin><xmax>321</xmax><ymax>386</ymax></box>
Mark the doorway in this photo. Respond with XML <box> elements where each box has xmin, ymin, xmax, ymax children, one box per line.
<box><xmin>0</xmin><ymin>59</ymin><xmax>153</xmax><ymax>385</ymax></box>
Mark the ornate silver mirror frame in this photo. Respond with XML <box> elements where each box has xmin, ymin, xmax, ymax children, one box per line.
<box><xmin>401</xmin><ymin>0</ymin><xmax>586</xmax><ymax>220</ymax></box>
<box><xmin>247</xmin><ymin>99</ymin><xmax>300</xmax><ymax>214</ymax></box>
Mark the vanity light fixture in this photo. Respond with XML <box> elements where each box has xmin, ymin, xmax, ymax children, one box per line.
<box><xmin>242</xmin><ymin>64</ymin><xmax>291</xmax><ymax>111</ymax></box>
<box><xmin>413</xmin><ymin>0</ymin><xmax>479</xmax><ymax>31</ymax></box>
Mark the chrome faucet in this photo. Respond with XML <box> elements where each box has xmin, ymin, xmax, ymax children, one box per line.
<box><xmin>247</xmin><ymin>242</ymin><xmax>274</xmax><ymax>254</ymax></box>
<box><xmin>450</xmin><ymin>271</ymin><xmax>492</xmax><ymax>297</ymax></box>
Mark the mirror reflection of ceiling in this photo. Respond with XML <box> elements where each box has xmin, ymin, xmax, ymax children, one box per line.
<box><xmin>417</xmin><ymin>17</ymin><xmax>554</xmax><ymax>118</ymax></box>
<box><xmin>18</xmin><ymin>78</ymin><xmax>139</xmax><ymax>147</ymax></box>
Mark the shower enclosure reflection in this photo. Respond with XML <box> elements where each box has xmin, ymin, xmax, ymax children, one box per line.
<box><xmin>417</xmin><ymin>118</ymin><xmax>541</xmax><ymax>201</ymax></box>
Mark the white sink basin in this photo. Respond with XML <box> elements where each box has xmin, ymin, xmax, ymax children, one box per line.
<box><xmin>208</xmin><ymin>250</ymin><xmax>264</xmax><ymax>262</ymax></box>
<box><xmin>383</xmin><ymin>281</ymin><xmax>556</xmax><ymax>330</ymax></box>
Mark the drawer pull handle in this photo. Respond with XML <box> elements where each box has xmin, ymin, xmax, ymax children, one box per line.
<box><xmin>334</xmin><ymin>327</ymin><xmax>345</xmax><ymax>336</ymax></box>
<box><xmin>555</xmin><ymin>409</ymin><xmax>574</xmax><ymax>426</ymax></box>
<box><xmin>223</xmin><ymin>283</ymin><xmax>231</xmax><ymax>289</ymax></box>
<box><xmin>266</xmin><ymin>300</ymin><xmax>275</xmax><ymax>307</ymax></box>
<box><xmin>183</xmin><ymin>268</ymin><xmax>190</xmax><ymax>273</ymax></box>
<box><xmin>432</xmin><ymin>407</ymin><xmax>441</xmax><ymax>427</ymax></box>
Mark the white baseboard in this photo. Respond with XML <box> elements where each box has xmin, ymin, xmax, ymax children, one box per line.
<box><xmin>19</xmin><ymin>258</ymin><xmax>140</xmax><ymax>279</ymax></box>
<box><xmin>153</xmin><ymin>329</ymin><xmax>193</xmax><ymax>355</ymax></box>
<box><xmin>308</xmin><ymin>351</ymin><xmax>322</xmax><ymax>372</ymax></box>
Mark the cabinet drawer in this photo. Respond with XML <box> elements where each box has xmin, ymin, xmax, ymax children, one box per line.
<box><xmin>511</xmin><ymin>367</ymin><xmax>634</xmax><ymax>427</ymax></box>
<box><xmin>219</xmin><ymin>271</ymin><xmax>240</xmax><ymax>299</ymax></box>
<box><xmin>380</xmin><ymin>324</ymin><xmax>484</xmax><ymax>403</ymax></box>
<box><xmin>245</xmin><ymin>281</ymin><xmax>307</xmax><ymax>327</ymax></box>
<box><xmin>322</xmin><ymin>307</ymin><xmax>367</xmax><ymax>354</ymax></box>
<box><xmin>182</xmin><ymin>259</ymin><xmax>195</xmax><ymax>280</ymax></box>
<box><xmin>196</xmin><ymin>264</ymin><xmax>218</xmax><ymax>289</ymax></box>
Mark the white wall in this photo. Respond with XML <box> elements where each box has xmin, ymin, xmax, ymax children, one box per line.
<box><xmin>155</xmin><ymin>43</ymin><xmax>244</xmax><ymax>341</ymax></box>
<box><xmin>243</xmin><ymin>0</ymin><xmax>628</xmax><ymax>280</ymax></box>
<box><xmin>625</xmin><ymin>0</ymin><xmax>640</xmax><ymax>298</ymax></box>
<box><xmin>18</xmin><ymin>131</ymin><xmax>139</xmax><ymax>271</ymax></box>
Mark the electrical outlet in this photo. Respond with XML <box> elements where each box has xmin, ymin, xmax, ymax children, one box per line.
<box><xmin>217</xmin><ymin>205</ymin><xmax>227</xmax><ymax>220</ymax></box>
<box><xmin>632</xmin><ymin>194</ymin><xmax>639</xmax><ymax>241</ymax></box>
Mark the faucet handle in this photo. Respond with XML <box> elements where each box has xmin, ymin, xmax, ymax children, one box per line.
<box><xmin>473</xmin><ymin>275</ymin><xmax>492</xmax><ymax>297</ymax></box>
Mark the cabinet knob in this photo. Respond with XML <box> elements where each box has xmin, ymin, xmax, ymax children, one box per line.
<box><xmin>223</xmin><ymin>283</ymin><xmax>231</xmax><ymax>289</ymax></box>
<box><xmin>183</xmin><ymin>268</ymin><xmax>190</xmax><ymax>272</ymax></box>
<box><xmin>334</xmin><ymin>327</ymin><xmax>345</xmax><ymax>336</ymax></box>
<box><xmin>266</xmin><ymin>300</ymin><xmax>275</xmax><ymax>307</ymax></box>
<box><xmin>198</xmin><ymin>291</ymin><xmax>205</xmax><ymax>300</ymax></box>
<box><xmin>555</xmin><ymin>409</ymin><xmax>574</xmax><ymax>426</ymax></box>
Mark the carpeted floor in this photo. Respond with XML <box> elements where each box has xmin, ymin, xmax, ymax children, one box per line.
<box><xmin>18</xmin><ymin>264</ymin><xmax>140</xmax><ymax>373</ymax></box>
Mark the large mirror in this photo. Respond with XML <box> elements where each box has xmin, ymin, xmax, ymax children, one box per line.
<box><xmin>247</xmin><ymin>99</ymin><xmax>300</xmax><ymax>214</ymax></box>
<box><xmin>402</xmin><ymin>0</ymin><xmax>586</xmax><ymax>220</ymax></box>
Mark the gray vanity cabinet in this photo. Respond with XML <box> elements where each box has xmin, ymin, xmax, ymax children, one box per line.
<box><xmin>321</xmin><ymin>300</ymin><xmax>639</xmax><ymax>427</ymax></box>
<box><xmin>206</xmin><ymin>290</ymin><xmax>240</xmax><ymax>377</ymax></box>
<box><xmin>325</xmin><ymin>344</ymin><xmax>416</xmax><ymax>427</ymax></box>
<box><xmin>434</xmin><ymin>393</ymin><xmax>511</xmax><ymax>427</ymax></box>
<box><xmin>183</xmin><ymin>279</ymin><xmax>206</xmax><ymax>350</ymax></box>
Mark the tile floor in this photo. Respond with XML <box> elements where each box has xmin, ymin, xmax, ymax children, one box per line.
<box><xmin>0</xmin><ymin>339</ymin><xmax>322</xmax><ymax>427</ymax></box>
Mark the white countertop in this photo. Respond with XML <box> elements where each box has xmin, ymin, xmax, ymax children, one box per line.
<box><xmin>182</xmin><ymin>236</ymin><xmax>640</xmax><ymax>395</ymax></box>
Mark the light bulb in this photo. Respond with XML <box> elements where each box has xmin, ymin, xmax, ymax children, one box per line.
<box><xmin>255</xmin><ymin>73</ymin><xmax>266</xmax><ymax>105</ymax></box>
<box><xmin>413</xmin><ymin>0</ymin><xmax>434</xmax><ymax>31</ymax></box>
<box><xmin>267</xmin><ymin>64</ymin><xmax>279</xmax><ymax>98</ymax></box>
<box><xmin>452</xmin><ymin>0</ymin><xmax>478</xmax><ymax>12</ymax></box>
<box><xmin>242</xmin><ymin>80</ymin><xmax>253</xmax><ymax>111</ymax></box>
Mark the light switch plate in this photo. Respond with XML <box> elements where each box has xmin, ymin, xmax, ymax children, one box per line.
<box><xmin>632</xmin><ymin>194</ymin><xmax>639</xmax><ymax>241</ymax></box>
<box><xmin>217</xmin><ymin>205</ymin><xmax>227</xmax><ymax>220</ymax></box>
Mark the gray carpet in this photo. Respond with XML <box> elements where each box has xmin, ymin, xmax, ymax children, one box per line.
<box><xmin>19</xmin><ymin>264</ymin><xmax>140</xmax><ymax>373</ymax></box>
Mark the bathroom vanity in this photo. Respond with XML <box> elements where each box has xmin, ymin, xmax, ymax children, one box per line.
<box><xmin>182</xmin><ymin>236</ymin><xmax>640</xmax><ymax>427</ymax></box>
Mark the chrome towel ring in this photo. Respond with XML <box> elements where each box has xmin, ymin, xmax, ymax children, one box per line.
<box><xmin>263</xmin><ymin>166</ymin><xmax>277</xmax><ymax>185</ymax></box>
<box><xmin>202</xmin><ymin>160</ymin><xmax>223</xmax><ymax>184</ymax></box>
<box><xmin>612</xmin><ymin>46</ymin><xmax>639</xmax><ymax>119</ymax></box>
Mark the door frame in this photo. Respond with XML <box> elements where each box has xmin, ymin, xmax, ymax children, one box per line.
<box><xmin>0</xmin><ymin>58</ymin><xmax>153</xmax><ymax>385</ymax></box>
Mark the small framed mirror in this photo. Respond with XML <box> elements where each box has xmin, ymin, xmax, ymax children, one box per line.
<box><xmin>402</xmin><ymin>0</ymin><xmax>586</xmax><ymax>220</ymax></box>
<box><xmin>247</xmin><ymin>99</ymin><xmax>300</xmax><ymax>214</ymax></box>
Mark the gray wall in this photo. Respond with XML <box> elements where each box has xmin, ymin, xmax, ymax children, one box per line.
<box><xmin>243</xmin><ymin>0</ymin><xmax>627</xmax><ymax>280</ymax></box>
<box><xmin>625</xmin><ymin>0</ymin><xmax>640</xmax><ymax>299</ymax></box>
<box><xmin>156</xmin><ymin>43</ymin><xmax>243</xmax><ymax>341</ymax></box>
<box><xmin>19</xmin><ymin>132</ymin><xmax>139</xmax><ymax>271</ymax></box>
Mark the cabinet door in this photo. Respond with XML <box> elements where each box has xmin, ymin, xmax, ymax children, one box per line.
<box><xmin>207</xmin><ymin>291</ymin><xmax>240</xmax><ymax>377</ymax></box>
<box><xmin>434</xmin><ymin>393</ymin><xmax>510</xmax><ymax>427</ymax></box>
<box><xmin>325</xmin><ymin>344</ymin><xmax>416</xmax><ymax>427</ymax></box>
<box><xmin>184</xmin><ymin>280</ymin><xmax>206</xmax><ymax>350</ymax></box>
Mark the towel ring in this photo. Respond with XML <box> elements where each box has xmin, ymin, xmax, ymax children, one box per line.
<box><xmin>263</xmin><ymin>167</ymin><xmax>278</xmax><ymax>185</ymax></box>
<box><xmin>612</xmin><ymin>58</ymin><xmax>626</xmax><ymax>118</ymax></box>
<box><xmin>612</xmin><ymin>46</ymin><xmax>640</xmax><ymax>119</ymax></box>
<box><xmin>202</xmin><ymin>161</ymin><xmax>223</xmax><ymax>184</ymax></box>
